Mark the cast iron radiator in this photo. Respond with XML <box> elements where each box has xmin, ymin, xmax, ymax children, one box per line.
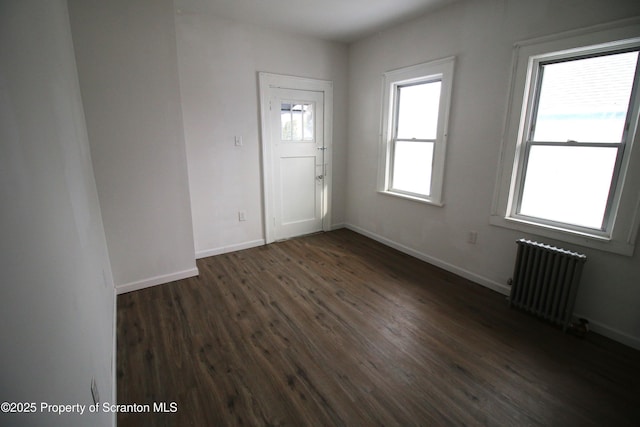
<box><xmin>509</xmin><ymin>239</ymin><xmax>587</xmax><ymax>331</ymax></box>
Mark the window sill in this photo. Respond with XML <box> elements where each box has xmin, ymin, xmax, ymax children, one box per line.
<box><xmin>378</xmin><ymin>190</ymin><xmax>444</xmax><ymax>207</ymax></box>
<box><xmin>489</xmin><ymin>214</ymin><xmax>635</xmax><ymax>256</ymax></box>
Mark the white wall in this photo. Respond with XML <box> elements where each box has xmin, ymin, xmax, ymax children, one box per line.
<box><xmin>175</xmin><ymin>12</ymin><xmax>349</xmax><ymax>257</ymax></box>
<box><xmin>346</xmin><ymin>0</ymin><xmax>640</xmax><ymax>349</ymax></box>
<box><xmin>0</xmin><ymin>1</ymin><xmax>115</xmax><ymax>426</ymax></box>
<box><xmin>68</xmin><ymin>0</ymin><xmax>198</xmax><ymax>292</ymax></box>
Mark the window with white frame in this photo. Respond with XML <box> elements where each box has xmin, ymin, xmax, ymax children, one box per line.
<box><xmin>379</xmin><ymin>57</ymin><xmax>455</xmax><ymax>205</ymax></box>
<box><xmin>492</xmin><ymin>25</ymin><xmax>640</xmax><ymax>256</ymax></box>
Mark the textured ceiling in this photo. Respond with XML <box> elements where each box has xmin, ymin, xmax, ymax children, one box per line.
<box><xmin>175</xmin><ymin>0</ymin><xmax>460</xmax><ymax>43</ymax></box>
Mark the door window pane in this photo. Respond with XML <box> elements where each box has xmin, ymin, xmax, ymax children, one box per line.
<box><xmin>391</xmin><ymin>140</ymin><xmax>434</xmax><ymax>196</ymax></box>
<box><xmin>281</xmin><ymin>102</ymin><xmax>314</xmax><ymax>141</ymax></box>
<box><xmin>396</xmin><ymin>81</ymin><xmax>441</xmax><ymax>140</ymax></box>
<box><xmin>532</xmin><ymin>51</ymin><xmax>638</xmax><ymax>143</ymax></box>
<box><xmin>519</xmin><ymin>145</ymin><xmax>618</xmax><ymax>229</ymax></box>
<box><xmin>302</xmin><ymin>103</ymin><xmax>314</xmax><ymax>141</ymax></box>
<box><xmin>281</xmin><ymin>102</ymin><xmax>292</xmax><ymax>140</ymax></box>
<box><xmin>291</xmin><ymin>104</ymin><xmax>303</xmax><ymax>140</ymax></box>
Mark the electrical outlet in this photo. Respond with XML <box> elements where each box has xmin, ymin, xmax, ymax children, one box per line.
<box><xmin>467</xmin><ymin>231</ymin><xmax>478</xmax><ymax>244</ymax></box>
<box><xmin>238</xmin><ymin>210</ymin><xmax>246</xmax><ymax>222</ymax></box>
<box><xmin>91</xmin><ymin>377</ymin><xmax>100</xmax><ymax>405</ymax></box>
<box><xmin>234</xmin><ymin>136</ymin><xmax>243</xmax><ymax>147</ymax></box>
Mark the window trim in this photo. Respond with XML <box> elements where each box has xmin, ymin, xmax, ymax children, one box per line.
<box><xmin>378</xmin><ymin>57</ymin><xmax>455</xmax><ymax>206</ymax></box>
<box><xmin>491</xmin><ymin>20</ymin><xmax>640</xmax><ymax>256</ymax></box>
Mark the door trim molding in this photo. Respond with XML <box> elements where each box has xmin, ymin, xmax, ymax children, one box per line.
<box><xmin>258</xmin><ymin>72</ymin><xmax>334</xmax><ymax>244</ymax></box>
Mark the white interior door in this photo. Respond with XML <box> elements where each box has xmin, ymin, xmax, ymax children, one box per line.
<box><xmin>270</xmin><ymin>88</ymin><xmax>324</xmax><ymax>241</ymax></box>
<box><xmin>259</xmin><ymin>73</ymin><xmax>333</xmax><ymax>244</ymax></box>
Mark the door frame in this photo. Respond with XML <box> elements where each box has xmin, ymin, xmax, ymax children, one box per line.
<box><xmin>258</xmin><ymin>72</ymin><xmax>333</xmax><ymax>244</ymax></box>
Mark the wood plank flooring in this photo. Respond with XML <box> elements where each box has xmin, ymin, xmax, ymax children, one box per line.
<box><xmin>117</xmin><ymin>229</ymin><xmax>640</xmax><ymax>426</ymax></box>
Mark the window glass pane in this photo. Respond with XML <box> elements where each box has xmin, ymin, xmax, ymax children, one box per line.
<box><xmin>302</xmin><ymin>103</ymin><xmax>314</xmax><ymax>141</ymax></box>
<box><xmin>519</xmin><ymin>145</ymin><xmax>618</xmax><ymax>229</ymax></box>
<box><xmin>397</xmin><ymin>81</ymin><xmax>441</xmax><ymax>140</ymax></box>
<box><xmin>532</xmin><ymin>51</ymin><xmax>638</xmax><ymax>143</ymax></box>
<box><xmin>391</xmin><ymin>140</ymin><xmax>434</xmax><ymax>196</ymax></box>
<box><xmin>291</xmin><ymin>104</ymin><xmax>303</xmax><ymax>140</ymax></box>
<box><xmin>282</xmin><ymin>102</ymin><xmax>314</xmax><ymax>141</ymax></box>
<box><xmin>281</xmin><ymin>102</ymin><xmax>292</xmax><ymax>140</ymax></box>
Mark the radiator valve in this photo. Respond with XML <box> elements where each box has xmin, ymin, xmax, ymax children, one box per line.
<box><xmin>569</xmin><ymin>318</ymin><xmax>590</xmax><ymax>337</ymax></box>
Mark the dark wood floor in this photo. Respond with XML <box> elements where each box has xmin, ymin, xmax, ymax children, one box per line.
<box><xmin>117</xmin><ymin>229</ymin><xmax>640</xmax><ymax>426</ymax></box>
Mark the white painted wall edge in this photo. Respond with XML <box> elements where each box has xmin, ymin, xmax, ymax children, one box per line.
<box><xmin>573</xmin><ymin>312</ymin><xmax>640</xmax><ymax>351</ymax></box>
<box><xmin>195</xmin><ymin>239</ymin><xmax>265</xmax><ymax>259</ymax></box>
<box><xmin>345</xmin><ymin>224</ymin><xmax>511</xmax><ymax>295</ymax></box>
<box><xmin>116</xmin><ymin>268</ymin><xmax>199</xmax><ymax>294</ymax></box>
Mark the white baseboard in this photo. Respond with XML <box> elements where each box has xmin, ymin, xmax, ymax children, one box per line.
<box><xmin>195</xmin><ymin>239</ymin><xmax>265</xmax><ymax>259</ymax></box>
<box><xmin>345</xmin><ymin>224</ymin><xmax>511</xmax><ymax>296</ymax></box>
<box><xmin>329</xmin><ymin>222</ymin><xmax>346</xmax><ymax>231</ymax></box>
<box><xmin>116</xmin><ymin>267</ymin><xmax>199</xmax><ymax>294</ymax></box>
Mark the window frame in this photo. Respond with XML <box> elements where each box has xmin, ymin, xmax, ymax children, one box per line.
<box><xmin>378</xmin><ymin>57</ymin><xmax>455</xmax><ymax>206</ymax></box>
<box><xmin>491</xmin><ymin>22</ymin><xmax>640</xmax><ymax>256</ymax></box>
<box><xmin>513</xmin><ymin>48</ymin><xmax>636</xmax><ymax>234</ymax></box>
